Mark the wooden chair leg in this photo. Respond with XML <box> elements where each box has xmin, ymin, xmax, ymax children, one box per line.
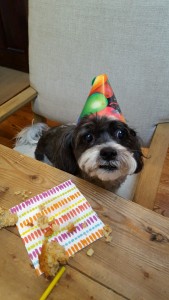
<box><xmin>133</xmin><ymin>123</ymin><xmax>169</xmax><ymax>209</ymax></box>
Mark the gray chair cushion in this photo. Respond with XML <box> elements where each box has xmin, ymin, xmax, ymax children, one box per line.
<box><xmin>29</xmin><ymin>0</ymin><xmax>169</xmax><ymax>146</ymax></box>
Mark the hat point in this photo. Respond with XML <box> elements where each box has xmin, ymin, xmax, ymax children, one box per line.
<box><xmin>79</xmin><ymin>74</ymin><xmax>125</xmax><ymax>122</ymax></box>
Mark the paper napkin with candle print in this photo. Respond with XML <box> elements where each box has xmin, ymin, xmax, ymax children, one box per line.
<box><xmin>11</xmin><ymin>180</ymin><xmax>104</xmax><ymax>275</ymax></box>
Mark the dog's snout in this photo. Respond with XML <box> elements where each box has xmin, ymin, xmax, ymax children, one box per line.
<box><xmin>100</xmin><ymin>147</ymin><xmax>117</xmax><ymax>161</ymax></box>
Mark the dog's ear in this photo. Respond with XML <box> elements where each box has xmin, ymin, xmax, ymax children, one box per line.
<box><xmin>133</xmin><ymin>150</ymin><xmax>144</xmax><ymax>173</ymax></box>
<box><xmin>35</xmin><ymin>126</ymin><xmax>80</xmax><ymax>175</ymax></box>
<box><xmin>126</xmin><ymin>126</ymin><xmax>144</xmax><ymax>173</ymax></box>
<box><xmin>129</xmin><ymin>128</ymin><xmax>136</xmax><ymax>137</ymax></box>
<box><xmin>55</xmin><ymin>127</ymin><xmax>79</xmax><ymax>175</ymax></box>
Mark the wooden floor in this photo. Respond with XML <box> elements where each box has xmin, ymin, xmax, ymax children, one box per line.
<box><xmin>0</xmin><ymin>103</ymin><xmax>169</xmax><ymax>217</ymax></box>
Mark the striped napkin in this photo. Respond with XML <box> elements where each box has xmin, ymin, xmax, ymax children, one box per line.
<box><xmin>11</xmin><ymin>180</ymin><xmax>104</xmax><ymax>275</ymax></box>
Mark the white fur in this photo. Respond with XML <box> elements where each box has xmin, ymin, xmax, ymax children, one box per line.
<box><xmin>14</xmin><ymin>123</ymin><xmax>49</xmax><ymax>158</ymax></box>
<box><xmin>78</xmin><ymin>141</ymin><xmax>137</xmax><ymax>182</ymax></box>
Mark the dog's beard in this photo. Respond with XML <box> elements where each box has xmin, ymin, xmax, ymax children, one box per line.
<box><xmin>78</xmin><ymin>141</ymin><xmax>137</xmax><ymax>182</ymax></box>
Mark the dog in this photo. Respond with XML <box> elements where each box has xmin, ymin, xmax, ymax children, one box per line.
<box><xmin>14</xmin><ymin>115</ymin><xmax>143</xmax><ymax>194</ymax></box>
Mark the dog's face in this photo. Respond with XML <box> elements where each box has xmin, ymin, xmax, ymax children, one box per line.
<box><xmin>72</xmin><ymin>115</ymin><xmax>143</xmax><ymax>182</ymax></box>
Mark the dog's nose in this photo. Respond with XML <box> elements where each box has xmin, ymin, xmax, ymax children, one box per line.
<box><xmin>100</xmin><ymin>147</ymin><xmax>117</xmax><ymax>161</ymax></box>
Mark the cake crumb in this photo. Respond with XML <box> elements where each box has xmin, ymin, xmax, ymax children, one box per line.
<box><xmin>86</xmin><ymin>248</ymin><xmax>94</xmax><ymax>257</ymax></box>
<box><xmin>67</xmin><ymin>222</ymin><xmax>76</xmax><ymax>233</ymax></box>
<box><xmin>0</xmin><ymin>206</ymin><xmax>18</xmax><ymax>229</ymax></box>
<box><xmin>103</xmin><ymin>224</ymin><xmax>112</xmax><ymax>237</ymax></box>
<box><xmin>37</xmin><ymin>215</ymin><xmax>49</xmax><ymax>229</ymax></box>
<box><xmin>82</xmin><ymin>222</ymin><xmax>88</xmax><ymax>229</ymax></box>
<box><xmin>105</xmin><ymin>236</ymin><xmax>112</xmax><ymax>243</ymax></box>
<box><xmin>39</xmin><ymin>204</ymin><xmax>46</xmax><ymax>211</ymax></box>
<box><xmin>44</xmin><ymin>227</ymin><xmax>54</xmax><ymax>237</ymax></box>
<box><xmin>14</xmin><ymin>191</ymin><xmax>21</xmax><ymax>195</ymax></box>
<box><xmin>26</xmin><ymin>221</ymin><xmax>34</xmax><ymax>227</ymax></box>
<box><xmin>51</xmin><ymin>223</ymin><xmax>60</xmax><ymax>233</ymax></box>
<box><xmin>39</xmin><ymin>240</ymin><xmax>68</xmax><ymax>277</ymax></box>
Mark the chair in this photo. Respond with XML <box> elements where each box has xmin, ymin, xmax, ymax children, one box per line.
<box><xmin>0</xmin><ymin>66</ymin><xmax>37</xmax><ymax>123</ymax></box>
<box><xmin>10</xmin><ymin>1</ymin><xmax>169</xmax><ymax>206</ymax></box>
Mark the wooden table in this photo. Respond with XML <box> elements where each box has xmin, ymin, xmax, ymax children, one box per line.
<box><xmin>0</xmin><ymin>144</ymin><xmax>169</xmax><ymax>300</ymax></box>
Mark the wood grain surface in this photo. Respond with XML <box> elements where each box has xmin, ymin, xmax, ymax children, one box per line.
<box><xmin>154</xmin><ymin>148</ymin><xmax>169</xmax><ymax>217</ymax></box>
<box><xmin>0</xmin><ymin>145</ymin><xmax>169</xmax><ymax>300</ymax></box>
<box><xmin>134</xmin><ymin>123</ymin><xmax>169</xmax><ymax>210</ymax></box>
<box><xmin>1</xmin><ymin>229</ymin><xmax>121</xmax><ymax>300</ymax></box>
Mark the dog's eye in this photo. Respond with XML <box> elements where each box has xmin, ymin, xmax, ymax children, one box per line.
<box><xmin>115</xmin><ymin>129</ymin><xmax>126</xmax><ymax>139</ymax></box>
<box><xmin>83</xmin><ymin>133</ymin><xmax>94</xmax><ymax>143</ymax></box>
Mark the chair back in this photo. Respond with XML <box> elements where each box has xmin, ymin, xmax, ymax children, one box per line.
<box><xmin>29</xmin><ymin>0</ymin><xmax>169</xmax><ymax>146</ymax></box>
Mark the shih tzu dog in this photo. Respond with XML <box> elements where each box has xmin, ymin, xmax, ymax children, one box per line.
<box><xmin>14</xmin><ymin>115</ymin><xmax>143</xmax><ymax>193</ymax></box>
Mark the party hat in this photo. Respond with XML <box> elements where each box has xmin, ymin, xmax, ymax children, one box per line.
<box><xmin>79</xmin><ymin>74</ymin><xmax>125</xmax><ymax>122</ymax></box>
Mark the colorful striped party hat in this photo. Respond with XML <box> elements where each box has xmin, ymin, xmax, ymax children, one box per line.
<box><xmin>79</xmin><ymin>74</ymin><xmax>125</xmax><ymax>123</ymax></box>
